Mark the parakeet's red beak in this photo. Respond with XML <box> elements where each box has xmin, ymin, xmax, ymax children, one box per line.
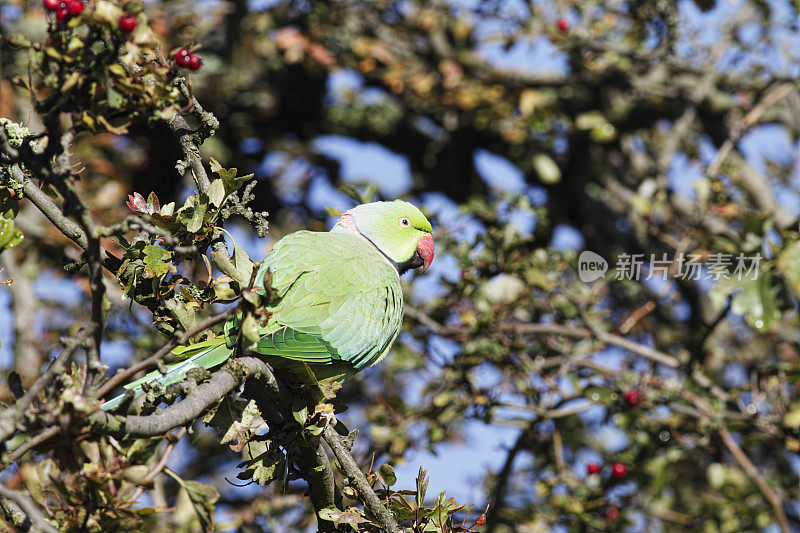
<box><xmin>417</xmin><ymin>234</ymin><xmax>434</xmax><ymax>273</ymax></box>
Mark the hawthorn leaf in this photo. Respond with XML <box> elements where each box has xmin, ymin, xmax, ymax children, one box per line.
<box><xmin>208</xmin><ymin>179</ymin><xmax>226</xmax><ymax>208</ymax></box>
<box><xmin>142</xmin><ymin>245</ymin><xmax>175</xmax><ymax>278</ymax></box>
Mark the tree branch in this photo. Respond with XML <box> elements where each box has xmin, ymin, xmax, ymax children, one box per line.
<box><xmin>718</xmin><ymin>427</ymin><xmax>790</xmax><ymax>533</ymax></box>
<box><xmin>485</xmin><ymin>428</ymin><xmax>526</xmax><ymax>533</ymax></box>
<box><xmin>1</xmin><ymin>249</ymin><xmax>41</xmax><ymax>384</ymax></box>
<box><xmin>0</xmin><ymin>483</ymin><xmax>58</xmax><ymax>533</ymax></box>
<box><xmin>90</xmin><ymin>356</ymin><xmax>273</xmax><ymax>438</ymax></box>
<box><xmin>323</xmin><ymin>425</ymin><xmax>401</xmax><ymax>533</ymax></box>
<box><xmin>2</xmin><ymin>426</ymin><xmax>61</xmax><ymax>468</ymax></box>
<box><xmin>406</xmin><ymin>309</ymin><xmax>681</xmax><ymax>368</ymax></box>
<box><xmin>297</xmin><ymin>440</ymin><xmax>341</xmax><ymax>532</ymax></box>
<box><xmin>163</xmin><ymin>88</ymin><xmax>245</xmax><ymax>285</ymax></box>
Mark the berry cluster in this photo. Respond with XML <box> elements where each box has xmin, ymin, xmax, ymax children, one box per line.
<box><xmin>586</xmin><ymin>461</ymin><xmax>628</xmax><ymax>522</ymax></box>
<box><xmin>174</xmin><ymin>48</ymin><xmax>203</xmax><ymax>71</ymax></box>
<box><xmin>44</xmin><ymin>0</ymin><xmax>83</xmax><ymax>22</ymax></box>
<box><xmin>585</xmin><ymin>461</ymin><xmax>627</xmax><ymax>478</ymax></box>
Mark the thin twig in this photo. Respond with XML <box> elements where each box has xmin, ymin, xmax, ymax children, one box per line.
<box><xmin>406</xmin><ymin>310</ymin><xmax>681</xmax><ymax>368</ymax></box>
<box><xmin>130</xmin><ymin>427</ymin><xmax>188</xmax><ymax>502</ymax></box>
<box><xmin>707</xmin><ymin>83</ymin><xmax>793</xmax><ymax>178</ymax></box>
<box><xmin>485</xmin><ymin>427</ymin><xmax>527</xmax><ymax>533</ymax></box>
<box><xmin>718</xmin><ymin>427</ymin><xmax>790</xmax><ymax>533</ymax></box>
<box><xmin>142</xmin><ymin>427</ymin><xmax>187</xmax><ymax>484</ymax></box>
<box><xmin>0</xmin><ymin>483</ymin><xmax>58</xmax><ymax>533</ymax></box>
<box><xmin>2</xmin><ymin>426</ymin><xmax>61</xmax><ymax>468</ymax></box>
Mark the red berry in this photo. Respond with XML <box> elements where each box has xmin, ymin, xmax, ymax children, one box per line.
<box><xmin>55</xmin><ymin>6</ymin><xmax>70</xmax><ymax>20</ymax></box>
<box><xmin>558</xmin><ymin>17</ymin><xmax>570</xmax><ymax>31</ymax></box>
<box><xmin>66</xmin><ymin>0</ymin><xmax>83</xmax><ymax>15</ymax></box>
<box><xmin>623</xmin><ymin>389</ymin><xmax>642</xmax><ymax>407</ymax></box>
<box><xmin>611</xmin><ymin>461</ymin><xmax>627</xmax><ymax>478</ymax></box>
<box><xmin>187</xmin><ymin>54</ymin><xmax>202</xmax><ymax>71</ymax></box>
<box><xmin>586</xmin><ymin>463</ymin><xmax>601</xmax><ymax>475</ymax></box>
<box><xmin>119</xmin><ymin>13</ymin><xmax>136</xmax><ymax>32</ymax></box>
<box><xmin>44</xmin><ymin>0</ymin><xmax>61</xmax><ymax>11</ymax></box>
<box><xmin>175</xmin><ymin>48</ymin><xmax>191</xmax><ymax>67</ymax></box>
<box><xmin>606</xmin><ymin>506</ymin><xmax>619</xmax><ymax>521</ymax></box>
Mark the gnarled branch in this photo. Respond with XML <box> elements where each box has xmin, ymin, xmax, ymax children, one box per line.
<box><xmin>90</xmin><ymin>356</ymin><xmax>274</xmax><ymax>437</ymax></box>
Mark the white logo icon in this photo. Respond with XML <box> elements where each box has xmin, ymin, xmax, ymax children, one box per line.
<box><xmin>578</xmin><ymin>251</ymin><xmax>608</xmax><ymax>282</ymax></box>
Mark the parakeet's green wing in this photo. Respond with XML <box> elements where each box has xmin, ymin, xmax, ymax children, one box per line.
<box><xmin>252</xmin><ymin>230</ymin><xmax>403</xmax><ymax>371</ymax></box>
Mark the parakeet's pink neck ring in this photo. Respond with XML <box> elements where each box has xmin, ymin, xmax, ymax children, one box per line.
<box><xmin>417</xmin><ymin>234</ymin><xmax>435</xmax><ymax>272</ymax></box>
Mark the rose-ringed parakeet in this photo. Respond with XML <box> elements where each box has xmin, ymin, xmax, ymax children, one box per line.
<box><xmin>101</xmin><ymin>200</ymin><xmax>434</xmax><ymax>410</ymax></box>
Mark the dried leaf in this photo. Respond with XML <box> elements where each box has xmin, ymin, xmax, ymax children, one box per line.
<box><xmin>318</xmin><ymin>507</ymin><xmax>372</xmax><ymax>524</ymax></box>
<box><xmin>219</xmin><ymin>400</ymin><xmax>264</xmax><ymax>452</ymax></box>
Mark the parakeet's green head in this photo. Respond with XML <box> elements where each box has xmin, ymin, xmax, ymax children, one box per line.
<box><xmin>336</xmin><ymin>200</ymin><xmax>434</xmax><ymax>275</ymax></box>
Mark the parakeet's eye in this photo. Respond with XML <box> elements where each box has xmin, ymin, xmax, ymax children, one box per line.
<box><xmin>398</xmin><ymin>217</ymin><xmax>411</xmax><ymax>228</ymax></box>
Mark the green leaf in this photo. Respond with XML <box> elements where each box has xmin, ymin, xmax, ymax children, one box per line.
<box><xmin>363</xmin><ymin>183</ymin><xmax>377</xmax><ymax>203</ymax></box>
<box><xmin>209</xmin><ymin>157</ymin><xmax>252</xmax><ymax>191</ymax></box>
<box><xmin>430</xmin><ymin>492</ymin><xmax>462</xmax><ymax>525</ymax></box>
<box><xmin>416</xmin><ymin>467</ymin><xmax>429</xmax><ymax>508</ymax></box>
<box><xmin>231</xmin><ymin>235</ymin><xmax>255</xmax><ymax>286</ymax></box>
<box><xmin>379</xmin><ymin>463</ymin><xmax>397</xmax><ymax>486</ymax></box>
<box><xmin>292</xmin><ymin>397</ymin><xmax>308</xmax><ymax>425</ymax></box>
<box><xmin>107</xmin><ymin>85</ymin><xmax>125</xmax><ymax>109</ymax></box>
<box><xmin>714</xmin><ymin>271</ymin><xmax>780</xmax><ymax>332</ymax></box>
<box><xmin>183</xmin><ymin>480</ymin><xmax>220</xmax><ymax>529</ymax></box>
<box><xmin>208</xmin><ymin>178</ymin><xmax>226</xmax><ymax>208</ymax></box>
<box><xmin>186</xmin><ymin>196</ymin><xmax>208</xmax><ymax>233</ymax></box>
<box><xmin>141</xmin><ymin>245</ymin><xmax>175</xmax><ymax>278</ymax></box>
<box><xmin>0</xmin><ymin>188</ymin><xmax>20</xmax><ymax>219</ymax></box>
<box><xmin>303</xmin><ymin>424</ymin><xmax>324</xmax><ymax>436</ymax></box>
<box><xmin>164</xmin><ymin>297</ymin><xmax>200</xmax><ymax>331</ymax></box>
<box><xmin>777</xmin><ymin>240</ymin><xmax>800</xmax><ymax>295</ymax></box>
<box><xmin>160</xmin><ymin>202</ymin><xmax>175</xmax><ymax>217</ymax></box>
<box><xmin>0</xmin><ymin>217</ymin><xmax>23</xmax><ymax>252</ymax></box>
<box><xmin>167</xmin><ymin>470</ymin><xmax>219</xmax><ymax>529</ymax></box>
<box><xmin>238</xmin><ymin>448</ymin><xmax>286</xmax><ymax>487</ymax></box>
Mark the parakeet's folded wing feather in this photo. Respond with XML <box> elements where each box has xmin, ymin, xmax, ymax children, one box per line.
<box><xmin>252</xmin><ymin>230</ymin><xmax>403</xmax><ymax>370</ymax></box>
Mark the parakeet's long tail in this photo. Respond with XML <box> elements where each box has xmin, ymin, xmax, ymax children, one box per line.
<box><xmin>100</xmin><ymin>339</ymin><xmax>233</xmax><ymax>411</ymax></box>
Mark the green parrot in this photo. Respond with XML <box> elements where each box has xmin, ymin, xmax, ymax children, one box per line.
<box><xmin>101</xmin><ymin>200</ymin><xmax>434</xmax><ymax>411</ymax></box>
